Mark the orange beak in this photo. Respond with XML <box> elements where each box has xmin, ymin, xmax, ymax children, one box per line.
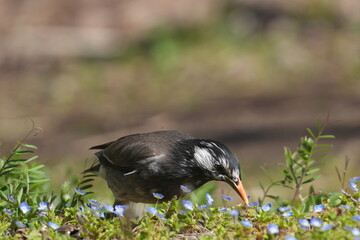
<box><xmin>228</xmin><ymin>178</ymin><xmax>249</xmax><ymax>205</ymax></box>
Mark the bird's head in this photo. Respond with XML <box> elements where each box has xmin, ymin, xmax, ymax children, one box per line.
<box><xmin>185</xmin><ymin>139</ymin><xmax>249</xmax><ymax>205</ymax></box>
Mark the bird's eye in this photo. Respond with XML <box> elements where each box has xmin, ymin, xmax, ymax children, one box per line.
<box><xmin>233</xmin><ymin>178</ymin><xmax>239</xmax><ymax>185</ymax></box>
<box><xmin>215</xmin><ymin>164</ymin><xmax>227</xmax><ymax>176</ymax></box>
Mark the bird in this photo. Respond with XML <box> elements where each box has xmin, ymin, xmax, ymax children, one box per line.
<box><xmin>84</xmin><ymin>130</ymin><xmax>249</xmax><ymax>206</ymax></box>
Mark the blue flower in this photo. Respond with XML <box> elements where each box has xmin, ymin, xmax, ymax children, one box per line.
<box><xmin>38</xmin><ymin>202</ymin><xmax>49</xmax><ymax>211</ymax></box>
<box><xmin>90</xmin><ymin>204</ymin><xmax>102</xmax><ymax>212</ymax></box>
<box><xmin>48</xmin><ymin>222</ymin><xmax>60</xmax><ymax>230</ymax></box>
<box><xmin>282</xmin><ymin>211</ymin><xmax>294</xmax><ymax>217</ymax></box>
<box><xmin>180</xmin><ymin>185</ymin><xmax>192</xmax><ymax>193</ymax></box>
<box><xmin>38</xmin><ymin>211</ymin><xmax>47</xmax><ymax>217</ymax></box>
<box><xmin>285</xmin><ymin>235</ymin><xmax>298</xmax><ymax>240</ymax></box>
<box><xmin>267</xmin><ymin>224</ymin><xmax>279</xmax><ymax>234</ymax></box>
<box><xmin>196</xmin><ymin>205</ymin><xmax>208</xmax><ymax>210</ymax></box>
<box><xmin>241</xmin><ymin>220</ymin><xmax>253</xmax><ymax>227</ymax></box>
<box><xmin>182</xmin><ymin>200</ymin><xmax>194</xmax><ymax>211</ymax></box>
<box><xmin>103</xmin><ymin>204</ymin><xmax>114</xmax><ymax>212</ymax></box>
<box><xmin>153</xmin><ymin>193</ymin><xmax>164</xmax><ymax>199</ymax></box>
<box><xmin>352</xmin><ymin>228</ymin><xmax>360</xmax><ymax>236</ymax></box>
<box><xmin>222</xmin><ymin>194</ymin><xmax>233</xmax><ymax>201</ymax></box>
<box><xmin>279</xmin><ymin>206</ymin><xmax>292</xmax><ymax>212</ymax></box>
<box><xmin>114</xmin><ymin>205</ymin><xmax>127</xmax><ymax>217</ymax></box>
<box><xmin>353</xmin><ymin>215</ymin><xmax>360</xmax><ymax>222</ymax></box>
<box><xmin>350</xmin><ymin>182</ymin><xmax>359</xmax><ymax>191</ymax></box>
<box><xmin>75</xmin><ymin>189</ymin><xmax>86</xmax><ymax>195</ymax></box>
<box><xmin>92</xmin><ymin>211</ymin><xmax>105</xmax><ymax>218</ymax></box>
<box><xmin>341</xmin><ymin>205</ymin><xmax>352</xmax><ymax>210</ymax></box>
<box><xmin>155</xmin><ymin>213</ymin><xmax>167</xmax><ymax>220</ymax></box>
<box><xmin>15</xmin><ymin>221</ymin><xmax>26</xmax><ymax>228</ymax></box>
<box><xmin>249</xmin><ymin>202</ymin><xmax>259</xmax><ymax>207</ymax></box>
<box><xmin>206</xmin><ymin>193</ymin><xmax>214</xmax><ymax>206</ymax></box>
<box><xmin>7</xmin><ymin>195</ymin><xmax>16</xmax><ymax>203</ymax></box>
<box><xmin>146</xmin><ymin>206</ymin><xmax>157</xmax><ymax>215</ymax></box>
<box><xmin>4</xmin><ymin>209</ymin><xmax>14</xmax><ymax>215</ymax></box>
<box><xmin>19</xmin><ymin>202</ymin><xmax>31</xmax><ymax>214</ymax></box>
<box><xmin>88</xmin><ymin>199</ymin><xmax>100</xmax><ymax>205</ymax></box>
<box><xmin>321</xmin><ymin>224</ymin><xmax>333</xmax><ymax>231</ymax></box>
<box><xmin>78</xmin><ymin>206</ymin><xmax>84</xmax><ymax>212</ymax></box>
<box><xmin>228</xmin><ymin>209</ymin><xmax>239</xmax><ymax>217</ymax></box>
<box><xmin>218</xmin><ymin>207</ymin><xmax>228</xmax><ymax>212</ymax></box>
<box><xmin>262</xmin><ymin>203</ymin><xmax>272</xmax><ymax>212</ymax></box>
<box><xmin>350</xmin><ymin>177</ymin><xmax>360</xmax><ymax>182</ymax></box>
<box><xmin>310</xmin><ymin>217</ymin><xmax>323</xmax><ymax>227</ymax></box>
<box><xmin>298</xmin><ymin>219</ymin><xmax>310</xmax><ymax>228</ymax></box>
<box><xmin>314</xmin><ymin>205</ymin><xmax>325</xmax><ymax>213</ymax></box>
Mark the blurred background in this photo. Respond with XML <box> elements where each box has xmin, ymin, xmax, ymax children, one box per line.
<box><xmin>1</xmin><ymin>0</ymin><xmax>360</xmax><ymax>204</ymax></box>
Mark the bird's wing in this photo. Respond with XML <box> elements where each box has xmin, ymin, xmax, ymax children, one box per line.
<box><xmin>91</xmin><ymin>130</ymin><xmax>193</xmax><ymax>173</ymax></box>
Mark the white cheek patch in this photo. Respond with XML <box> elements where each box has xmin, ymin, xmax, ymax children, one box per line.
<box><xmin>194</xmin><ymin>146</ymin><xmax>215</xmax><ymax>170</ymax></box>
<box><xmin>232</xmin><ymin>169</ymin><xmax>240</xmax><ymax>180</ymax></box>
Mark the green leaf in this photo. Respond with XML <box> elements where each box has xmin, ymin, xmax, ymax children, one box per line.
<box><xmin>0</xmin><ymin>169</ymin><xmax>12</xmax><ymax>176</ymax></box>
<box><xmin>305</xmin><ymin>168</ymin><xmax>320</xmax><ymax>175</ymax></box>
<box><xmin>302</xmin><ymin>175</ymin><xmax>321</xmax><ymax>184</ymax></box>
<box><xmin>21</xmin><ymin>143</ymin><xmax>38</xmax><ymax>149</ymax></box>
<box><xmin>79</xmin><ymin>184</ymin><xmax>93</xmax><ymax>190</ymax></box>
<box><xmin>79</xmin><ymin>178</ymin><xmax>94</xmax><ymax>185</ymax></box>
<box><xmin>307</xmin><ymin>128</ymin><xmax>316</xmax><ymax>139</ymax></box>
<box><xmin>318</xmin><ymin>135</ymin><xmax>335</xmax><ymax>139</ymax></box>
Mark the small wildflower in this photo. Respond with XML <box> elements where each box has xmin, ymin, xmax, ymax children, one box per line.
<box><xmin>19</xmin><ymin>202</ymin><xmax>31</xmax><ymax>214</ymax></box>
<box><xmin>285</xmin><ymin>235</ymin><xmax>298</xmax><ymax>240</ymax></box>
<box><xmin>182</xmin><ymin>200</ymin><xmax>194</xmax><ymax>211</ymax></box>
<box><xmin>279</xmin><ymin>206</ymin><xmax>292</xmax><ymax>212</ymax></box>
<box><xmin>350</xmin><ymin>182</ymin><xmax>359</xmax><ymax>191</ymax></box>
<box><xmin>75</xmin><ymin>189</ymin><xmax>86</xmax><ymax>195</ymax></box>
<box><xmin>15</xmin><ymin>221</ymin><xmax>26</xmax><ymax>228</ymax></box>
<box><xmin>88</xmin><ymin>199</ymin><xmax>100</xmax><ymax>205</ymax></box>
<box><xmin>353</xmin><ymin>215</ymin><xmax>360</xmax><ymax>222</ymax></box>
<box><xmin>206</xmin><ymin>193</ymin><xmax>214</xmax><ymax>206</ymax></box>
<box><xmin>228</xmin><ymin>209</ymin><xmax>239</xmax><ymax>217</ymax></box>
<box><xmin>38</xmin><ymin>202</ymin><xmax>49</xmax><ymax>211</ymax></box>
<box><xmin>282</xmin><ymin>211</ymin><xmax>294</xmax><ymax>217</ymax></box>
<box><xmin>103</xmin><ymin>204</ymin><xmax>114</xmax><ymax>212</ymax></box>
<box><xmin>4</xmin><ymin>209</ymin><xmax>14</xmax><ymax>215</ymax></box>
<box><xmin>262</xmin><ymin>203</ymin><xmax>272</xmax><ymax>212</ymax></box>
<box><xmin>48</xmin><ymin>222</ymin><xmax>60</xmax><ymax>230</ymax></box>
<box><xmin>341</xmin><ymin>205</ymin><xmax>352</xmax><ymax>210</ymax></box>
<box><xmin>78</xmin><ymin>206</ymin><xmax>84</xmax><ymax>212</ymax></box>
<box><xmin>352</xmin><ymin>228</ymin><xmax>360</xmax><ymax>236</ymax></box>
<box><xmin>350</xmin><ymin>177</ymin><xmax>360</xmax><ymax>182</ymax></box>
<box><xmin>249</xmin><ymin>202</ymin><xmax>259</xmax><ymax>207</ymax></box>
<box><xmin>92</xmin><ymin>211</ymin><xmax>105</xmax><ymax>218</ymax></box>
<box><xmin>241</xmin><ymin>220</ymin><xmax>253</xmax><ymax>227</ymax></box>
<box><xmin>146</xmin><ymin>206</ymin><xmax>157</xmax><ymax>215</ymax></box>
<box><xmin>298</xmin><ymin>219</ymin><xmax>310</xmax><ymax>228</ymax></box>
<box><xmin>314</xmin><ymin>205</ymin><xmax>325</xmax><ymax>213</ymax></box>
<box><xmin>156</xmin><ymin>213</ymin><xmax>167</xmax><ymax>220</ymax></box>
<box><xmin>310</xmin><ymin>217</ymin><xmax>323</xmax><ymax>227</ymax></box>
<box><xmin>114</xmin><ymin>205</ymin><xmax>127</xmax><ymax>216</ymax></box>
<box><xmin>196</xmin><ymin>205</ymin><xmax>208</xmax><ymax>210</ymax></box>
<box><xmin>180</xmin><ymin>185</ymin><xmax>192</xmax><ymax>193</ymax></box>
<box><xmin>218</xmin><ymin>207</ymin><xmax>227</xmax><ymax>212</ymax></box>
<box><xmin>321</xmin><ymin>224</ymin><xmax>333</xmax><ymax>231</ymax></box>
<box><xmin>38</xmin><ymin>211</ymin><xmax>47</xmax><ymax>217</ymax></box>
<box><xmin>7</xmin><ymin>195</ymin><xmax>16</xmax><ymax>203</ymax></box>
<box><xmin>222</xmin><ymin>194</ymin><xmax>233</xmax><ymax>201</ymax></box>
<box><xmin>267</xmin><ymin>224</ymin><xmax>279</xmax><ymax>234</ymax></box>
<box><xmin>153</xmin><ymin>193</ymin><xmax>164</xmax><ymax>199</ymax></box>
<box><xmin>90</xmin><ymin>204</ymin><xmax>102</xmax><ymax>212</ymax></box>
